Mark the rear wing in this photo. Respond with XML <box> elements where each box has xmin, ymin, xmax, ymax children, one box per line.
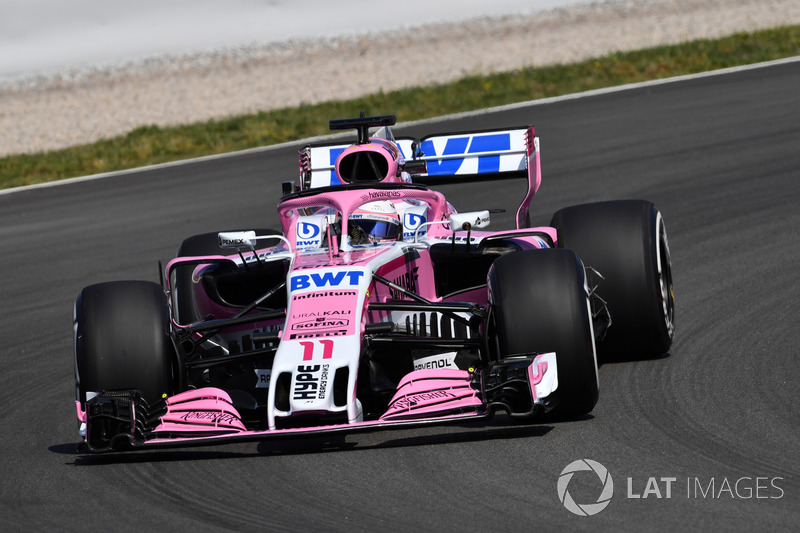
<box><xmin>298</xmin><ymin>125</ymin><xmax>541</xmax><ymax>229</ymax></box>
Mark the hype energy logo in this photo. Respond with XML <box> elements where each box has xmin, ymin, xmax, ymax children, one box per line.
<box><xmin>557</xmin><ymin>459</ymin><xmax>614</xmax><ymax>516</ymax></box>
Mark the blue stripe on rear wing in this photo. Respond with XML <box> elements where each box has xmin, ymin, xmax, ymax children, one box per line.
<box><xmin>397</xmin><ymin>129</ymin><xmax>527</xmax><ymax>179</ymax></box>
<box><xmin>298</xmin><ymin>126</ymin><xmax>540</xmax><ymax>229</ymax></box>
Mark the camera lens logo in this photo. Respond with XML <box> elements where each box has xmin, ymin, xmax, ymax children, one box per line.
<box><xmin>557</xmin><ymin>459</ymin><xmax>614</xmax><ymax>516</ymax></box>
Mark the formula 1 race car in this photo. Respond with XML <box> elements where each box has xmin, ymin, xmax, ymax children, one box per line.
<box><xmin>73</xmin><ymin>114</ymin><xmax>675</xmax><ymax>452</ymax></box>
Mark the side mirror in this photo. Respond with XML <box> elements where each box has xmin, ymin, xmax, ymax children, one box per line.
<box><xmin>218</xmin><ymin>231</ymin><xmax>257</xmax><ymax>249</ymax></box>
<box><xmin>449</xmin><ymin>211</ymin><xmax>490</xmax><ymax>231</ymax></box>
<box><xmin>407</xmin><ymin>210</ymin><xmax>491</xmax><ymax>244</ymax></box>
<box><xmin>401</xmin><ymin>159</ymin><xmax>427</xmax><ymax>176</ymax></box>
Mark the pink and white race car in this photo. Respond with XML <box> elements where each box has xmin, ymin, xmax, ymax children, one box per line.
<box><xmin>73</xmin><ymin>114</ymin><xmax>674</xmax><ymax>452</ymax></box>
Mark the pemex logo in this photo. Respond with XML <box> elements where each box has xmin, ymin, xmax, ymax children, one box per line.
<box><xmin>557</xmin><ymin>459</ymin><xmax>614</xmax><ymax>516</ymax></box>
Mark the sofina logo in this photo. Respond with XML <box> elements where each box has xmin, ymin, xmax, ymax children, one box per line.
<box><xmin>558</xmin><ymin>459</ymin><xmax>614</xmax><ymax>516</ymax></box>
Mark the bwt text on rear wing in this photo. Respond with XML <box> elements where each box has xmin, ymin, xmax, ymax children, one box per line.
<box><xmin>298</xmin><ymin>125</ymin><xmax>541</xmax><ymax>229</ymax></box>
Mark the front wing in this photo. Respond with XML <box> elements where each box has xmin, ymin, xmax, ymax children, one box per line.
<box><xmin>76</xmin><ymin>353</ymin><xmax>558</xmax><ymax>452</ymax></box>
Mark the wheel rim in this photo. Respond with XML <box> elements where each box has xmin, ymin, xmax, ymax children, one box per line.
<box><xmin>655</xmin><ymin>212</ymin><xmax>675</xmax><ymax>339</ymax></box>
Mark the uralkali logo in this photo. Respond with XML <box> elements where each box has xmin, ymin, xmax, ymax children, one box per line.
<box><xmin>557</xmin><ymin>459</ymin><xmax>614</xmax><ymax>516</ymax></box>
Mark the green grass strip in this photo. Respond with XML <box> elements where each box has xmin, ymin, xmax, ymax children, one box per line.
<box><xmin>2</xmin><ymin>25</ymin><xmax>799</xmax><ymax>190</ymax></box>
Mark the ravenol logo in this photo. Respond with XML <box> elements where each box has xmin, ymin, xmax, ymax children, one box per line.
<box><xmin>290</xmin><ymin>270</ymin><xmax>365</xmax><ymax>292</ymax></box>
<box><xmin>557</xmin><ymin>459</ymin><xmax>614</xmax><ymax>516</ymax></box>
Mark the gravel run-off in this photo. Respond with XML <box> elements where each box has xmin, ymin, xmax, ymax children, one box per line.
<box><xmin>2</xmin><ymin>0</ymin><xmax>799</xmax><ymax>157</ymax></box>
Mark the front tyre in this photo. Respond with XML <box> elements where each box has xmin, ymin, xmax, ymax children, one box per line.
<box><xmin>550</xmin><ymin>200</ymin><xmax>674</xmax><ymax>357</ymax></box>
<box><xmin>488</xmin><ymin>249</ymin><xmax>599</xmax><ymax>418</ymax></box>
<box><xmin>74</xmin><ymin>281</ymin><xmax>174</xmax><ymax>409</ymax></box>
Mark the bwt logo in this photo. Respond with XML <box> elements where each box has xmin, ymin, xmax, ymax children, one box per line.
<box><xmin>297</xmin><ymin>221</ymin><xmax>321</xmax><ymax>240</ymax></box>
<box><xmin>404</xmin><ymin>212</ymin><xmax>426</xmax><ymax>230</ymax></box>
<box><xmin>421</xmin><ymin>133</ymin><xmax>511</xmax><ymax>175</ymax></box>
<box><xmin>557</xmin><ymin>459</ymin><xmax>614</xmax><ymax>516</ymax></box>
<box><xmin>325</xmin><ymin>132</ymin><xmax>514</xmax><ymax>185</ymax></box>
<box><xmin>290</xmin><ymin>270</ymin><xmax>365</xmax><ymax>291</ymax></box>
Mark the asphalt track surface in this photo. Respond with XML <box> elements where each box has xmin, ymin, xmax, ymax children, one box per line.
<box><xmin>1</xmin><ymin>59</ymin><xmax>798</xmax><ymax>531</ymax></box>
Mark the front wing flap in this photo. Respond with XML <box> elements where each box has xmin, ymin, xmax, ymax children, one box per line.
<box><xmin>78</xmin><ymin>353</ymin><xmax>558</xmax><ymax>452</ymax></box>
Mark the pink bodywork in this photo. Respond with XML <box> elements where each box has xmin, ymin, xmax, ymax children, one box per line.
<box><xmin>142</xmin><ymin>355</ymin><xmax>558</xmax><ymax>444</ymax></box>
<box><xmin>155</xmin><ymin>181</ymin><xmax>558</xmax><ymax>431</ymax></box>
<box><xmin>78</xmin><ymin>124</ymin><xmax>567</xmax><ymax>449</ymax></box>
<box><xmin>380</xmin><ymin>369</ymin><xmax>483</xmax><ymax>421</ymax></box>
<box><xmin>155</xmin><ymin>388</ymin><xmax>246</xmax><ymax>434</ymax></box>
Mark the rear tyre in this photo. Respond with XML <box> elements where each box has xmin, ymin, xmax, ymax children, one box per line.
<box><xmin>74</xmin><ymin>281</ymin><xmax>173</xmax><ymax>408</ymax></box>
<box><xmin>550</xmin><ymin>200</ymin><xmax>674</xmax><ymax>357</ymax></box>
<box><xmin>173</xmin><ymin>228</ymin><xmax>280</xmax><ymax>323</ymax></box>
<box><xmin>488</xmin><ymin>249</ymin><xmax>599</xmax><ymax>418</ymax></box>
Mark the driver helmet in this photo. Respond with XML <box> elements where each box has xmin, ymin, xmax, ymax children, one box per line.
<box><xmin>348</xmin><ymin>201</ymin><xmax>401</xmax><ymax>245</ymax></box>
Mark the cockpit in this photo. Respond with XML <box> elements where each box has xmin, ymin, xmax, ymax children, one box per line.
<box><xmin>288</xmin><ymin>196</ymin><xmax>432</xmax><ymax>251</ymax></box>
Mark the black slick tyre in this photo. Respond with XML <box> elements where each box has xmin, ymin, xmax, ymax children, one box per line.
<box><xmin>550</xmin><ymin>200</ymin><xmax>674</xmax><ymax>357</ymax></box>
<box><xmin>488</xmin><ymin>248</ymin><xmax>599</xmax><ymax>418</ymax></box>
<box><xmin>74</xmin><ymin>280</ymin><xmax>173</xmax><ymax>408</ymax></box>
